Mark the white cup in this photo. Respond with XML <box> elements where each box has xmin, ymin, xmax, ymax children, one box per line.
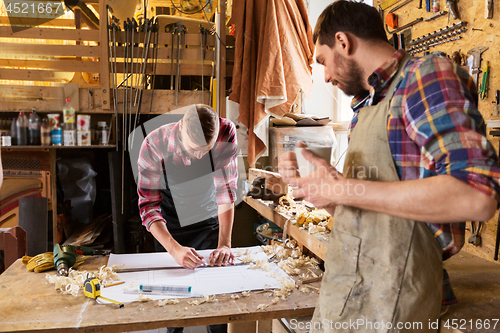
<box><xmin>294</xmin><ymin>147</ymin><xmax>332</xmax><ymax>177</ymax></box>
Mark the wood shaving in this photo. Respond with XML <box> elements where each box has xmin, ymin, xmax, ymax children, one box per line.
<box><xmin>249</xmin><ymin>260</ymin><xmax>271</xmax><ymax>271</ymax></box>
<box><xmin>256</xmin><ymin>304</ymin><xmax>268</xmax><ymax>310</ymax></box>
<box><xmin>299</xmin><ymin>286</ymin><xmax>310</xmax><ymax>294</ymax></box>
<box><xmin>241</xmin><ymin>291</ymin><xmax>251</xmax><ymax>297</ymax></box>
<box><xmin>230</xmin><ymin>295</ymin><xmax>240</xmax><ymax>299</ymax></box>
<box><xmin>158</xmin><ymin>299</ymin><xmax>180</xmax><ymax>306</ymax></box>
<box><xmin>272</xmin><ymin>297</ymin><xmax>280</xmax><ymax>304</ymax></box>
<box><xmin>187</xmin><ymin>295</ymin><xmax>218</xmax><ymax>306</ymax></box>
<box><xmin>274</xmin><ymin>190</ymin><xmax>308</xmax><ymax>218</ymax></box>
<box><xmin>138</xmin><ymin>294</ymin><xmax>152</xmax><ymax>302</ymax></box>
<box><xmin>45</xmin><ymin>265</ymin><xmax>119</xmax><ymax>297</ymax></box>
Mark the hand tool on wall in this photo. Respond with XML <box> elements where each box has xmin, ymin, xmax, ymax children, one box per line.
<box><xmin>493</xmin><ymin>90</ymin><xmax>500</xmax><ymax>116</ymax></box>
<box><xmin>129</xmin><ymin>18</ymin><xmax>138</xmax><ymax>141</ymax></box>
<box><xmin>384</xmin><ymin>0</ymin><xmax>413</xmax><ymax>33</ymax></box>
<box><xmin>200</xmin><ymin>25</ymin><xmax>210</xmax><ymax>104</ymax></box>
<box><xmin>485</xmin><ymin>0</ymin><xmax>493</xmax><ymax>19</ymax></box>
<box><xmin>446</xmin><ymin>0</ymin><xmax>460</xmax><ymax>19</ymax></box>
<box><xmin>84</xmin><ymin>276</ymin><xmax>124</xmax><ymax>307</ymax></box>
<box><xmin>424</xmin><ymin>10</ymin><xmax>448</xmax><ymax>21</ymax></box>
<box><xmin>468</xmin><ymin>221</ymin><xmax>483</xmax><ymax>246</ymax></box>
<box><xmin>165</xmin><ymin>22</ymin><xmax>177</xmax><ymax>91</ymax></box>
<box><xmin>53</xmin><ymin>244</ymin><xmax>108</xmax><ymax>276</ymax></box>
<box><xmin>387</xmin><ymin>17</ymin><xmax>424</xmax><ymax>34</ymax></box>
<box><xmin>467</xmin><ymin>46</ymin><xmax>488</xmax><ymax>87</ymax></box>
<box><xmin>175</xmin><ymin>23</ymin><xmax>187</xmax><ymax>106</ymax></box>
<box><xmin>426</xmin><ymin>0</ymin><xmax>431</xmax><ymax>12</ymax></box>
<box><xmin>386</xmin><ymin>13</ymin><xmax>398</xmax><ymax>30</ymax></box>
<box><xmin>478</xmin><ymin>61</ymin><xmax>489</xmax><ymax>100</ymax></box>
<box><xmin>378</xmin><ymin>0</ymin><xmax>408</xmax><ymax>18</ymax></box>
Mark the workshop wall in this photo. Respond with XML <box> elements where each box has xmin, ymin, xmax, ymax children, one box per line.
<box><xmin>375</xmin><ymin>0</ymin><xmax>500</xmax><ymax>263</ymax></box>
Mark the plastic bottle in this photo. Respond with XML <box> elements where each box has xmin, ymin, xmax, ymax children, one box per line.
<box><xmin>41</xmin><ymin>118</ymin><xmax>51</xmax><ymax>146</ymax></box>
<box><xmin>29</xmin><ymin>109</ymin><xmax>41</xmax><ymax>145</ymax></box>
<box><xmin>98</xmin><ymin>121</ymin><xmax>109</xmax><ymax>145</ymax></box>
<box><xmin>16</xmin><ymin>111</ymin><xmax>29</xmax><ymax>146</ymax></box>
<box><xmin>432</xmin><ymin>0</ymin><xmax>440</xmax><ymax>13</ymax></box>
<box><xmin>10</xmin><ymin>117</ymin><xmax>17</xmax><ymax>146</ymax></box>
<box><xmin>63</xmin><ymin>99</ymin><xmax>76</xmax><ymax>146</ymax></box>
<box><xmin>51</xmin><ymin>124</ymin><xmax>62</xmax><ymax>146</ymax></box>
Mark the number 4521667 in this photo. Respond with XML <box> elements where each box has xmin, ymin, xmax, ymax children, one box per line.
<box><xmin>5</xmin><ymin>2</ymin><xmax>64</xmax><ymax>15</ymax></box>
<box><xmin>443</xmin><ymin>319</ymin><xmax>499</xmax><ymax>330</ymax></box>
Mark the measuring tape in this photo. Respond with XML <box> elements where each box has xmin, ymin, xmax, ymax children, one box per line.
<box><xmin>84</xmin><ymin>277</ymin><xmax>124</xmax><ymax>308</ymax></box>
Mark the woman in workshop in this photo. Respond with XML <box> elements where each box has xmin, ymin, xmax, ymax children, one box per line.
<box><xmin>279</xmin><ymin>1</ymin><xmax>500</xmax><ymax>331</ymax></box>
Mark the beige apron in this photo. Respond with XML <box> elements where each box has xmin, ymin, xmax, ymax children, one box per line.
<box><xmin>311</xmin><ymin>56</ymin><xmax>443</xmax><ymax>333</ymax></box>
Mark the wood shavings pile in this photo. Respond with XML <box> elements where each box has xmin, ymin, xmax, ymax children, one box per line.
<box><xmin>187</xmin><ymin>295</ymin><xmax>218</xmax><ymax>306</ymax></box>
<box><xmin>261</xmin><ymin>239</ymin><xmax>301</xmax><ymax>260</ymax></box>
<box><xmin>274</xmin><ymin>189</ymin><xmax>307</xmax><ymax>218</ymax></box>
<box><xmin>138</xmin><ymin>294</ymin><xmax>152</xmax><ymax>302</ymax></box>
<box><xmin>45</xmin><ymin>265</ymin><xmax>119</xmax><ymax>297</ymax></box>
<box><xmin>158</xmin><ymin>299</ymin><xmax>180</xmax><ymax>306</ymax></box>
<box><xmin>296</xmin><ymin>210</ymin><xmax>331</xmax><ymax>234</ymax></box>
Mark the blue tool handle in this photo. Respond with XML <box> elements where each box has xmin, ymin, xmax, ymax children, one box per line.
<box><xmin>426</xmin><ymin>0</ymin><xmax>431</xmax><ymax>11</ymax></box>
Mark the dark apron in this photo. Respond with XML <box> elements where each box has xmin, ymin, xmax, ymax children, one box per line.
<box><xmin>311</xmin><ymin>55</ymin><xmax>442</xmax><ymax>332</ymax></box>
<box><xmin>156</xmin><ymin>150</ymin><xmax>219</xmax><ymax>251</ymax></box>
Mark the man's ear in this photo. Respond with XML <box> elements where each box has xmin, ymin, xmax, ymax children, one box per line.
<box><xmin>334</xmin><ymin>32</ymin><xmax>352</xmax><ymax>56</ymax></box>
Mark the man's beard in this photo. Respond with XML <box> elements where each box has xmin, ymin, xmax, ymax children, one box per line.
<box><xmin>334</xmin><ymin>54</ymin><xmax>367</xmax><ymax>97</ymax></box>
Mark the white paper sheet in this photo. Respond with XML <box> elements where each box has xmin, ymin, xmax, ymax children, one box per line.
<box><xmin>102</xmin><ymin>246</ymin><xmax>289</xmax><ymax>303</ymax></box>
<box><xmin>107</xmin><ymin>246</ymin><xmax>268</xmax><ymax>270</ymax></box>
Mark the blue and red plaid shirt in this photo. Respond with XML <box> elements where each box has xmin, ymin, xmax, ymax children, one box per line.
<box><xmin>349</xmin><ymin>49</ymin><xmax>500</xmax><ymax>259</ymax></box>
<box><xmin>137</xmin><ymin>118</ymin><xmax>238</xmax><ymax>231</ymax></box>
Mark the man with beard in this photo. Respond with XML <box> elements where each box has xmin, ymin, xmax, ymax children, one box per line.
<box><xmin>278</xmin><ymin>1</ymin><xmax>500</xmax><ymax>331</ymax></box>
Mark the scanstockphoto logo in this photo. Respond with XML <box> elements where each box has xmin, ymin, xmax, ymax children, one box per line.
<box><xmin>2</xmin><ymin>0</ymin><xmax>68</xmax><ymax>33</ymax></box>
<box><xmin>128</xmin><ymin>106</ymin><xmax>244</xmax><ymax>228</ymax></box>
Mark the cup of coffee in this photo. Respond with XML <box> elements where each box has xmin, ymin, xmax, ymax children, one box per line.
<box><xmin>294</xmin><ymin>146</ymin><xmax>332</xmax><ymax>177</ymax></box>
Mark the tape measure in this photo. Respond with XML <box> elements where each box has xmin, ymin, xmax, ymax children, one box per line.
<box><xmin>84</xmin><ymin>277</ymin><xmax>124</xmax><ymax>308</ymax></box>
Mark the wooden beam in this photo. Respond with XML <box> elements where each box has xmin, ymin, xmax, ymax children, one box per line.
<box><xmin>0</xmin><ymin>85</ymin><xmax>64</xmax><ymax>99</ymax></box>
<box><xmin>0</xmin><ymin>59</ymin><xmax>100</xmax><ymax>73</ymax></box>
<box><xmin>0</xmin><ymin>26</ymin><xmax>99</xmax><ymax>41</ymax></box>
<box><xmin>0</xmin><ymin>68</ymin><xmax>74</xmax><ymax>82</ymax></box>
<box><xmin>0</xmin><ymin>43</ymin><xmax>100</xmax><ymax>57</ymax></box>
<box><xmin>99</xmin><ymin>0</ymin><xmax>110</xmax><ymax>109</ymax></box>
<box><xmin>0</xmin><ymin>17</ymin><xmax>75</xmax><ymax>27</ymax></box>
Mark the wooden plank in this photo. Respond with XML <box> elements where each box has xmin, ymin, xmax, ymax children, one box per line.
<box><xmin>0</xmin><ymin>99</ymin><xmax>64</xmax><ymax>112</ymax></box>
<box><xmin>0</xmin><ymin>68</ymin><xmax>74</xmax><ymax>82</ymax></box>
<box><xmin>99</xmin><ymin>0</ymin><xmax>110</xmax><ymax>109</ymax></box>
<box><xmin>0</xmin><ymin>26</ymin><xmax>99</xmax><ymax>41</ymax></box>
<box><xmin>0</xmin><ymin>43</ymin><xmax>100</xmax><ymax>57</ymax></box>
<box><xmin>0</xmin><ymin>59</ymin><xmax>100</xmax><ymax>73</ymax></box>
<box><xmin>0</xmin><ymin>17</ymin><xmax>75</xmax><ymax>27</ymax></box>
<box><xmin>0</xmin><ymin>85</ymin><xmax>64</xmax><ymax>99</ymax></box>
<box><xmin>0</xmin><ymin>257</ymin><xmax>319</xmax><ymax>332</ymax></box>
<box><xmin>243</xmin><ymin>197</ymin><xmax>329</xmax><ymax>260</ymax></box>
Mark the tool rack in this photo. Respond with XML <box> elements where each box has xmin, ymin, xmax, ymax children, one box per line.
<box><xmin>0</xmin><ymin>0</ymin><xmax>235</xmax><ymax>248</ymax></box>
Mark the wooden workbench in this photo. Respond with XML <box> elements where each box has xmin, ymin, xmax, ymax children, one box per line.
<box><xmin>0</xmin><ymin>256</ymin><xmax>320</xmax><ymax>333</ymax></box>
<box><xmin>243</xmin><ymin>197</ymin><xmax>329</xmax><ymax>260</ymax></box>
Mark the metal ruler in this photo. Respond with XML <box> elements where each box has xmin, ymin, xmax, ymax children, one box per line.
<box><xmin>123</xmin><ymin>289</ymin><xmax>203</xmax><ymax>298</ymax></box>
